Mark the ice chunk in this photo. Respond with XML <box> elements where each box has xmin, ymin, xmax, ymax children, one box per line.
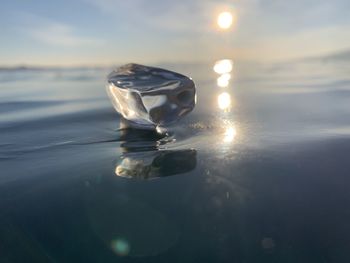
<box><xmin>107</xmin><ymin>63</ymin><xmax>196</xmax><ymax>129</ymax></box>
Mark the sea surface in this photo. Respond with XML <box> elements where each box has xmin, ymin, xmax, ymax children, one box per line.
<box><xmin>1</xmin><ymin>59</ymin><xmax>350</xmax><ymax>262</ymax></box>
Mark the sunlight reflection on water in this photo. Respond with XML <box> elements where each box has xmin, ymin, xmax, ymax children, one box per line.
<box><xmin>213</xmin><ymin>59</ymin><xmax>233</xmax><ymax>74</ymax></box>
<box><xmin>217</xmin><ymin>73</ymin><xmax>231</xmax><ymax>87</ymax></box>
<box><xmin>212</xmin><ymin>56</ymin><xmax>238</xmax><ymax>151</ymax></box>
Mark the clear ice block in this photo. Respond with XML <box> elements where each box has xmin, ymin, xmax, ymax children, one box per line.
<box><xmin>107</xmin><ymin>63</ymin><xmax>196</xmax><ymax>129</ymax></box>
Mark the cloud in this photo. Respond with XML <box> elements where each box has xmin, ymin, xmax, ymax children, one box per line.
<box><xmin>5</xmin><ymin>0</ymin><xmax>350</xmax><ymax>65</ymax></box>
<box><xmin>83</xmin><ymin>0</ymin><xmax>218</xmax><ymax>33</ymax></box>
<box><xmin>243</xmin><ymin>25</ymin><xmax>350</xmax><ymax>60</ymax></box>
<box><xmin>307</xmin><ymin>49</ymin><xmax>350</xmax><ymax>62</ymax></box>
<box><xmin>17</xmin><ymin>13</ymin><xmax>102</xmax><ymax>47</ymax></box>
<box><xmin>83</xmin><ymin>0</ymin><xmax>350</xmax><ymax>35</ymax></box>
<box><xmin>27</xmin><ymin>22</ymin><xmax>102</xmax><ymax>47</ymax></box>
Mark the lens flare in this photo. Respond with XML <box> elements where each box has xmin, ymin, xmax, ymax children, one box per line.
<box><xmin>217</xmin><ymin>12</ymin><xmax>233</xmax><ymax>29</ymax></box>
<box><xmin>111</xmin><ymin>238</ymin><xmax>130</xmax><ymax>256</ymax></box>
<box><xmin>218</xmin><ymin>92</ymin><xmax>231</xmax><ymax>110</ymax></box>
<box><xmin>213</xmin><ymin>59</ymin><xmax>233</xmax><ymax>74</ymax></box>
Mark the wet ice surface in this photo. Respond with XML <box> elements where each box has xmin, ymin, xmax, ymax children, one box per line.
<box><xmin>1</xmin><ymin>60</ymin><xmax>350</xmax><ymax>262</ymax></box>
<box><xmin>107</xmin><ymin>63</ymin><xmax>196</xmax><ymax>128</ymax></box>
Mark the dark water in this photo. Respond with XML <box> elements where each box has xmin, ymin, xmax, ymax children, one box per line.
<box><xmin>1</xmin><ymin>60</ymin><xmax>350</xmax><ymax>262</ymax></box>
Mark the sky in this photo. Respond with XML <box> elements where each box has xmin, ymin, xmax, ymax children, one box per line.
<box><xmin>0</xmin><ymin>0</ymin><xmax>350</xmax><ymax>66</ymax></box>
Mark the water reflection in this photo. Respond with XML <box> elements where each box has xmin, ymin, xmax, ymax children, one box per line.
<box><xmin>213</xmin><ymin>59</ymin><xmax>233</xmax><ymax>74</ymax></box>
<box><xmin>119</xmin><ymin>122</ymin><xmax>169</xmax><ymax>152</ymax></box>
<box><xmin>217</xmin><ymin>73</ymin><xmax>231</xmax><ymax>88</ymax></box>
<box><xmin>116</xmin><ymin>126</ymin><xmax>197</xmax><ymax>179</ymax></box>
<box><xmin>223</xmin><ymin>125</ymin><xmax>237</xmax><ymax>143</ymax></box>
<box><xmin>217</xmin><ymin>92</ymin><xmax>231</xmax><ymax>111</ymax></box>
<box><xmin>213</xmin><ymin>58</ymin><xmax>238</xmax><ymax>146</ymax></box>
<box><xmin>115</xmin><ymin>149</ymin><xmax>197</xmax><ymax>179</ymax></box>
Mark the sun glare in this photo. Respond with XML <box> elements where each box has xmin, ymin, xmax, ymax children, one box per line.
<box><xmin>223</xmin><ymin>126</ymin><xmax>237</xmax><ymax>143</ymax></box>
<box><xmin>213</xmin><ymin>59</ymin><xmax>233</xmax><ymax>74</ymax></box>
<box><xmin>217</xmin><ymin>11</ymin><xmax>233</xmax><ymax>29</ymax></box>
<box><xmin>218</xmin><ymin>92</ymin><xmax>231</xmax><ymax>110</ymax></box>
<box><xmin>217</xmin><ymin>73</ymin><xmax>231</xmax><ymax>87</ymax></box>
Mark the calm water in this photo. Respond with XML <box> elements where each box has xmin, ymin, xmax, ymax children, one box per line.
<box><xmin>1</xmin><ymin>60</ymin><xmax>350</xmax><ymax>262</ymax></box>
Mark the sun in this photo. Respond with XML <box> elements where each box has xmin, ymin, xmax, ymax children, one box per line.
<box><xmin>217</xmin><ymin>11</ymin><xmax>233</xmax><ymax>29</ymax></box>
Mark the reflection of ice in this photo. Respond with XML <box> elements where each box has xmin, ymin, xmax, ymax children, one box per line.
<box><xmin>119</xmin><ymin>121</ymin><xmax>169</xmax><ymax>151</ymax></box>
<box><xmin>213</xmin><ymin>59</ymin><xmax>233</xmax><ymax>74</ymax></box>
<box><xmin>117</xmin><ymin>125</ymin><xmax>196</xmax><ymax>179</ymax></box>
<box><xmin>115</xmin><ymin>149</ymin><xmax>197</xmax><ymax>179</ymax></box>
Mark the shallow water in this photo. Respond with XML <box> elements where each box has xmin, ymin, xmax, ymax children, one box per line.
<box><xmin>1</xmin><ymin>60</ymin><xmax>350</xmax><ymax>262</ymax></box>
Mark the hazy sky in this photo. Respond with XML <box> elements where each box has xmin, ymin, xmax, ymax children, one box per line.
<box><xmin>1</xmin><ymin>0</ymin><xmax>350</xmax><ymax>66</ymax></box>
